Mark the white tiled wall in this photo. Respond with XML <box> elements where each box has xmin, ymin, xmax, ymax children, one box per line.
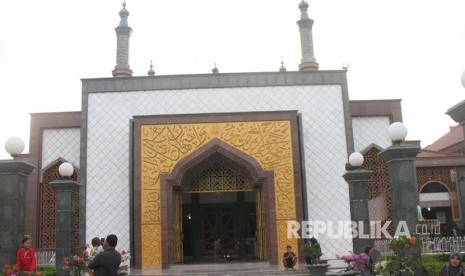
<box><xmin>85</xmin><ymin>85</ymin><xmax>388</xmax><ymax>258</ymax></box>
<box><xmin>352</xmin><ymin>116</ymin><xmax>391</xmax><ymax>152</ymax></box>
<box><xmin>42</xmin><ymin>128</ymin><xmax>80</xmax><ymax>169</ymax></box>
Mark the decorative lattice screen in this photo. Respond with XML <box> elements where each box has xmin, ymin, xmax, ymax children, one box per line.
<box><xmin>185</xmin><ymin>164</ymin><xmax>253</xmax><ymax>193</ymax></box>
<box><xmin>362</xmin><ymin>147</ymin><xmax>392</xmax><ymax>234</ymax></box>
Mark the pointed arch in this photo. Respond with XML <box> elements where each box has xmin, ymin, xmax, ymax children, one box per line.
<box><xmin>163</xmin><ymin>138</ymin><xmax>269</xmax><ymax>188</ymax></box>
<box><xmin>159</xmin><ymin>138</ymin><xmax>276</xmax><ymax>268</ymax></box>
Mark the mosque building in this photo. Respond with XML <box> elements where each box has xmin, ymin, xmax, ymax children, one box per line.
<box><xmin>20</xmin><ymin>1</ymin><xmax>465</xmax><ymax>269</ymax></box>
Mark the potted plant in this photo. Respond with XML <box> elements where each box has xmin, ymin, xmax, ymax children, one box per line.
<box><xmin>304</xmin><ymin>238</ymin><xmax>328</xmax><ymax>276</ymax></box>
<box><xmin>304</xmin><ymin>242</ymin><xmax>322</xmax><ymax>265</ymax></box>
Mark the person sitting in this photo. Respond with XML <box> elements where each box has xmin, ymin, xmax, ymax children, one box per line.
<box><xmin>283</xmin><ymin>245</ymin><xmax>297</xmax><ymax>270</ymax></box>
<box><xmin>364</xmin><ymin>246</ymin><xmax>382</xmax><ymax>274</ymax></box>
<box><xmin>441</xmin><ymin>252</ymin><xmax>465</xmax><ymax>276</ymax></box>
<box><xmin>16</xmin><ymin>235</ymin><xmax>36</xmax><ymax>275</ymax></box>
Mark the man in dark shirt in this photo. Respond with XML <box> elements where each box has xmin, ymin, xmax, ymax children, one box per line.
<box><xmin>88</xmin><ymin>234</ymin><xmax>121</xmax><ymax>276</ymax></box>
<box><xmin>283</xmin><ymin>245</ymin><xmax>297</xmax><ymax>270</ymax></box>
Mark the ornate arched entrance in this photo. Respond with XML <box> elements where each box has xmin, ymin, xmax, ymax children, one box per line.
<box><xmin>133</xmin><ymin>112</ymin><xmax>304</xmax><ymax>268</ymax></box>
<box><xmin>180</xmin><ymin>165</ymin><xmax>258</xmax><ymax>263</ymax></box>
<box><xmin>161</xmin><ymin>138</ymin><xmax>274</xmax><ymax>267</ymax></box>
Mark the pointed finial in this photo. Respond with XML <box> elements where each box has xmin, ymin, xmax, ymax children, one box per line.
<box><xmin>119</xmin><ymin>0</ymin><xmax>129</xmax><ymax>26</ymax></box>
<box><xmin>299</xmin><ymin>0</ymin><xmax>309</xmax><ymax>10</ymax></box>
<box><xmin>212</xmin><ymin>63</ymin><xmax>219</xmax><ymax>74</ymax></box>
<box><xmin>279</xmin><ymin>57</ymin><xmax>287</xmax><ymax>72</ymax></box>
<box><xmin>298</xmin><ymin>0</ymin><xmax>310</xmax><ymax>19</ymax></box>
<box><xmin>148</xmin><ymin>60</ymin><xmax>155</xmax><ymax>76</ymax></box>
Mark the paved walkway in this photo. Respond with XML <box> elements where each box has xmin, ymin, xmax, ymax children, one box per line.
<box><xmin>125</xmin><ymin>261</ymin><xmax>348</xmax><ymax>276</ymax></box>
<box><xmin>126</xmin><ymin>262</ymin><xmax>311</xmax><ymax>276</ymax></box>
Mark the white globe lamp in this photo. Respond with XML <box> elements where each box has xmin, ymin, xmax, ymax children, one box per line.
<box><xmin>59</xmin><ymin>162</ymin><xmax>74</xmax><ymax>177</ymax></box>
<box><xmin>461</xmin><ymin>69</ymin><xmax>465</xmax><ymax>89</ymax></box>
<box><xmin>5</xmin><ymin>136</ymin><xmax>25</xmax><ymax>157</ymax></box>
<box><xmin>388</xmin><ymin>122</ymin><xmax>408</xmax><ymax>145</ymax></box>
<box><xmin>349</xmin><ymin>152</ymin><xmax>364</xmax><ymax>168</ymax></box>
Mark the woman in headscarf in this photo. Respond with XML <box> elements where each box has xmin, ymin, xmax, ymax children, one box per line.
<box><xmin>440</xmin><ymin>252</ymin><xmax>465</xmax><ymax>276</ymax></box>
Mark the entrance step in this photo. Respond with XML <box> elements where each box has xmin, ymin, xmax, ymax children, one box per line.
<box><xmin>127</xmin><ymin>262</ymin><xmax>312</xmax><ymax>276</ymax></box>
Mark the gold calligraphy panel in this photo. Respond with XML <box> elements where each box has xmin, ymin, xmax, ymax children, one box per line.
<box><xmin>141</xmin><ymin>224</ymin><xmax>161</xmax><ymax>266</ymax></box>
<box><xmin>141</xmin><ymin>121</ymin><xmax>297</xmax><ymax>266</ymax></box>
<box><xmin>277</xmin><ymin>219</ymin><xmax>298</xmax><ymax>260</ymax></box>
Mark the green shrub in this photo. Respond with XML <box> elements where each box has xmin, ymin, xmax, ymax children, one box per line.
<box><xmin>303</xmin><ymin>243</ymin><xmax>322</xmax><ymax>263</ymax></box>
<box><xmin>37</xmin><ymin>265</ymin><xmax>56</xmax><ymax>276</ymax></box>
<box><xmin>421</xmin><ymin>253</ymin><xmax>450</xmax><ymax>275</ymax></box>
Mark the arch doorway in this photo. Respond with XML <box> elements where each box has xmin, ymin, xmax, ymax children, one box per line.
<box><xmin>420</xmin><ymin>182</ymin><xmax>453</xmax><ymax>236</ymax></box>
<box><xmin>161</xmin><ymin>139</ymin><xmax>275</xmax><ymax>268</ymax></box>
<box><xmin>181</xmin><ymin>164</ymin><xmax>260</xmax><ymax>263</ymax></box>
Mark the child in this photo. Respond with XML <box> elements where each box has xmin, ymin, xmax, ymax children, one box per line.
<box><xmin>89</xmin><ymin>237</ymin><xmax>102</xmax><ymax>258</ymax></box>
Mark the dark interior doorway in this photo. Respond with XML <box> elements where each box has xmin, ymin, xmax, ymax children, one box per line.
<box><xmin>182</xmin><ymin>191</ymin><xmax>258</xmax><ymax>263</ymax></box>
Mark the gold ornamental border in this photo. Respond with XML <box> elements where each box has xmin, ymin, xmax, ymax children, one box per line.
<box><xmin>140</xmin><ymin>121</ymin><xmax>298</xmax><ymax>266</ymax></box>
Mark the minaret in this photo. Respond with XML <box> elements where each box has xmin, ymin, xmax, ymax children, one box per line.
<box><xmin>112</xmin><ymin>1</ymin><xmax>133</xmax><ymax>77</ymax></box>
<box><xmin>147</xmin><ymin>60</ymin><xmax>155</xmax><ymax>76</ymax></box>
<box><xmin>297</xmin><ymin>0</ymin><xmax>319</xmax><ymax>71</ymax></box>
<box><xmin>279</xmin><ymin>57</ymin><xmax>287</xmax><ymax>72</ymax></box>
<box><xmin>212</xmin><ymin>63</ymin><xmax>219</xmax><ymax>74</ymax></box>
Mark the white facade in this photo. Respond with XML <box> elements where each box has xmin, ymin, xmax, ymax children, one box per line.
<box><xmin>79</xmin><ymin>83</ymin><xmax>387</xmax><ymax>258</ymax></box>
<box><xmin>41</xmin><ymin>128</ymin><xmax>81</xmax><ymax>170</ymax></box>
<box><xmin>36</xmin><ymin>73</ymin><xmax>397</xmax><ymax>262</ymax></box>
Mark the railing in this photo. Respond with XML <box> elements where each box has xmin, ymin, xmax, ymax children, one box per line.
<box><xmin>373</xmin><ymin>240</ymin><xmax>392</xmax><ymax>256</ymax></box>
<box><xmin>35</xmin><ymin>251</ymin><xmax>55</xmax><ymax>267</ymax></box>
<box><xmin>374</xmin><ymin>236</ymin><xmax>465</xmax><ymax>256</ymax></box>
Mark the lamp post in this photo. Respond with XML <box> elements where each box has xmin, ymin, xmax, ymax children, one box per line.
<box><xmin>0</xmin><ymin>137</ymin><xmax>34</xmax><ymax>267</ymax></box>
<box><xmin>379</xmin><ymin>122</ymin><xmax>422</xmax><ymax>270</ymax></box>
<box><xmin>50</xmin><ymin>162</ymin><xmax>80</xmax><ymax>276</ymax></box>
<box><xmin>343</xmin><ymin>152</ymin><xmax>373</xmax><ymax>254</ymax></box>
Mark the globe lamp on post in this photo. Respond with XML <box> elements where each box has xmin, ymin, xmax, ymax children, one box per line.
<box><xmin>4</xmin><ymin>136</ymin><xmax>25</xmax><ymax>158</ymax></box>
<box><xmin>58</xmin><ymin>162</ymin><xmax>74</xmax><ymax>178</ymax></box>
<box><xmin>343</xmin><ymin>151</ymin><xmax>373</xmax><ymax>253</ymax></box>
<box><xmin>348</xmin><ymin>152</ymin><xmax>364</xmax><ymax>168</ymax></box>
<box><xmin>345</xmin><ymin>152</ymin><xmax>364</xmax><ymax>171</ymax></box>
<box><xmin>379</xmin><ymin>122</ymin><xmax>422</xmax><ymax>274</ymax></box>
<box><xmin>51</xmin><ymin>162</ymin><xmax>80</xmax><ymax>275</ymax></box>
<box><xmin>388</xmin><ymin>122</ymin><xmax>408</xmax><ymax>145</ymax></box>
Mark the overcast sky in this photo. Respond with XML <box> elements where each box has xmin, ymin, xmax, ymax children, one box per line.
<box><xmin>1</xmin><ymin>0</ymin><xmax>465</xmax><ymax>159</ymax></box>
